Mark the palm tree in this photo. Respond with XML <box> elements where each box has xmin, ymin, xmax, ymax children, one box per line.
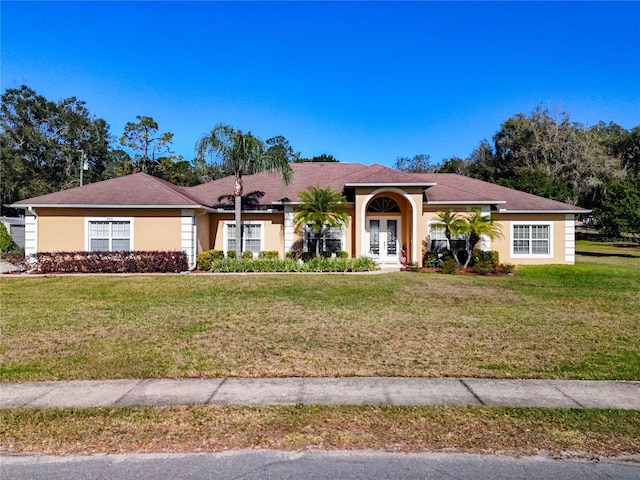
<box><xmin>434</xmin><ymin>210</ymin><xmax>467</xmax><ymax>262</ymax></box>
<box><xmin>459</xmin><ymin>209</ymin><xmax>503</xmax><ymax>268</ymax></box>
<box><xmin>216</xmin><ymin>190</ymin><xmax>266</xmax><ymax>209</ymax></box>
<box><xmin>195</xmin><ymin>124</ymin><xmax>293</xmax><ymax>252</ymax></box>
<box><xmin>293</xmin><ymin>186</ymin><xmax>350</xmax><ymax>257</ymax></box>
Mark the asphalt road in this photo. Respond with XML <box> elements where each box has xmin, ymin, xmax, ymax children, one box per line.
<box><xmin>2</xmin><ymin>450</ymin><xmax>639</xmax><ymax>480</ymax></box>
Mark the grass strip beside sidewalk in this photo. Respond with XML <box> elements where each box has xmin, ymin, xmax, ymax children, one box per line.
<box><xmin>1</xmin><ymin>405</ymin><xmax>638</xmax><ymax>459</ymax></box>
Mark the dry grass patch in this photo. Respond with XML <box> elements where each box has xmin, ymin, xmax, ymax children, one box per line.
<box><xmin>1</xmin><ymin>406</ymin><xmax>638</xmax><ymax>459</ymax></box>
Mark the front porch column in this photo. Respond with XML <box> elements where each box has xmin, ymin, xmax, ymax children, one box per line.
<box><xmin>480</xmin><ymin>206</ymin><xmax>491</xmax><ymax>250</ymax></box>
<box><xmin>565</xmin><ymin>214</ymin><xmax>576</xmax><ymax>264</ymax></box>
<box><xmin>283</xmin><ymin>205</ymin><xmax>295</xmax><ymax>255</ymax></box>
<box><xmin>181</xmin><ymin>209</ymin><xmax>195</xmax><ymax>267</ymax></box>
<box><xmin>24</xmin><ymin>209</ymin><xmax>38</xmax><ymax>258</ymax></box>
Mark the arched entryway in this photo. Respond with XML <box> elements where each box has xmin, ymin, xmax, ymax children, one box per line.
<box><xmin>360</xmin><ymin>189</ymin><xmax>418</xmax><ymax>264</ymax></box>
<box><xmin>365</xmin><ymin>196</ymin><xmax>402</xmax><ymax>262</ymax></box>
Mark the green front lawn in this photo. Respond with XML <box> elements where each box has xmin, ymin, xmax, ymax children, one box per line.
<box><xmin>1</xmin><ymin>244</ymin><xmax>638</xmax><ymax>381</ymax></box>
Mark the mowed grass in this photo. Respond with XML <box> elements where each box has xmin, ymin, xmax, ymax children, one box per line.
<box><xmin>1</xmin><ymin>405</ymin><xmax>638</xmax><ymax>458</ymax></box>
<box><xmin>1</xmin><ymin>244</ymin><xmax>638</xmax><ymax>381</ymax></box>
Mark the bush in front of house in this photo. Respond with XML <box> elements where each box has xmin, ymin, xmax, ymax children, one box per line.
<box><xmin>35</xmin><ymin>251</ymin><xmax>188</xmax><ymax>273</ymax></box>
<box><xmin>471</xmin><ymin>260</ymin><xmax>494</xmax><ymax>275</ymax></box>
<box><xmin>196</xmin><ymin>249</ymin><xmax>225</xmax><ymax>270</ymax></box>
<box><xmin>471</xmin><ymin>260</ymin><xmax>517</xmax><ymax>276</ymax></box>
<box><xmin>440</xmin><ymin>258</ymin><xmax>460</xmax><ymax>274</ymax></box>
<box><xmin>204</xmin><ymin>256</ymin><xmax>378</xmax><ymax>273</ymax></box>
<box><xmin>258</xmin><ymin>250</ymin><xmax>279</xmax><ymax>259</ymax></box>
<box><xmin>471</xmin><ymin>249</ymin><xmax>499</xmax><ymax>266</ymax></box>
<box><xmin>423</xmin><ymin>249</ymin><xmax>454</xmax><ymax>268</ymax></box>
<box><xmin>0</xmin><ymin>222</ymin><xmax>16</xmax><ymax>255</ymax></box>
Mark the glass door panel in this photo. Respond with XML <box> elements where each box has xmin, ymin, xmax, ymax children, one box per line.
<box><xmin>369</xmin><ymin>219</ymin><xmax>380</xmax><ymax>256</ymax></box>
<box><xmin>386</xmin><ymin>220</ymin><xmax>397</xmax><ymax>256</ymax></box>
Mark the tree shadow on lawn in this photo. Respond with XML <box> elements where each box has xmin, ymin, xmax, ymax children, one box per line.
<box><xmin>576</xmin><ymin>250</ymin><xmax>640</xmax><ymax>259</ymax></box>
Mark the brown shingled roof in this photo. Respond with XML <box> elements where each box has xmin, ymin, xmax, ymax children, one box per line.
<box><xmin>417</xmin><ymin>173</ymin><xmax>587</xmax><ymax>212</ymax></box>
<box><xmin>12</xmin><ymin>163</ymin><xmax>588</xmax><ymax>213</ymax></box>
<box><xmin>187</xmin><ymin>162</ymin><xmax>366</xmax><ymax>205</ymax></box>
<box><xmin>13</xmin><ymin>172</ymin><xmax>206</xmax><ymax>207</ymax></box>
<box><xmin>342</xmin><ymin>164</ymin><xmax>435</xmax><ymax>185</ymax></box>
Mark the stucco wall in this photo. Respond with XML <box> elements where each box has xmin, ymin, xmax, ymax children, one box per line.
<box><xmin>493</xmin><ymin>213</ymin><xmax>569</xmax><ymax>265</ymax></box>
<box><xmin>196</xmin><ymin>213</ymin><xmax>210</xmax><ymax>255</ymax></box>
<box><xmin>35</xmin><ymin>208</ymin><xmax>182</xmax><ymax>252</ymax></box>
<box><xmin>210</xmin><ymin>212</ymin><xmax>284</xmax><ymax>255</ymax></box>
<box><xmin>419</xmin><ymin>208</ymin><xmax>572</xmax><ymax>265</ymax></box>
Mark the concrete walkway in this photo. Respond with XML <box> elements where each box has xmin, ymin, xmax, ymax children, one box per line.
<box><xmin>2</xmin><ymin>377</ymin><xmax>639</xmax><ymax>410</ymax></box>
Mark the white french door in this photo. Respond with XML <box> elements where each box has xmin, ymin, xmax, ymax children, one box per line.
<box><xmin>366</xmin><ymin>217</ymin><xmax>401</xmax><ymax>262</ymax></box>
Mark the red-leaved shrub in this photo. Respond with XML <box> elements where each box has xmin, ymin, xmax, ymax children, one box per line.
<box><xmin>35</xmin><ymin>251</ymin><xmax>188</xmax><ymax>274</ymax></box>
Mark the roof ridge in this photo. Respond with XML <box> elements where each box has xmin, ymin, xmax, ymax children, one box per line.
<box><xmin>428</xmin><ymin>173</ymin><xmax>585</xmax><ymax>209</ymax></box>
<box><xmin>427</xmin><ymin>174</ymin><xmax>502</xmax><ymax>202</ymax></box>
<box><xmin>142</xmin><ymin>173</ymin><xmax>205</xmax><ymax>205</ymax></box>
<box><xmin>339</xmin><ymin>163</ymin><xmax>384</xmax><ymax>183</ymax></box>
<box><xmin>342</xmin><ymin>163</ymin><xmax>434</xmax><ymax>184</ymax></box>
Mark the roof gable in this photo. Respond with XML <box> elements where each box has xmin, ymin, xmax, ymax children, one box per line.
<box><xmin>13</xmin><ymin>172</ymin><xmax>205</xmax><ymax>207</ymax></box>
<box><xmin>342</xmin><ymin>164</ymin><xmax>435</xmax><ymax>185</ymax></box>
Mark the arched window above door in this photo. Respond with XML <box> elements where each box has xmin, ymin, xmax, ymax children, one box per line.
<box><xmin>367</xmin><ymin>196</ymin><xmax>401</xmax><ymax>213</ymax></box>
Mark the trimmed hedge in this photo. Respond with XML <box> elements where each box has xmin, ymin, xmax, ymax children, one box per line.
<box><xmin>196</xmin><ymin>249</ymin><xmax>225</xmax><ymax>270</ymax></box>
<box><xmin>471</xmin><ymin>249</ymin><xmax>499</xmax><ymax>265</ymax></box>
<box><xmin>36</xmin><ymin>251</ymin><xmax>188</xmax><ymax>274</ymax></box>
<box><xmin>204</xmin><ymin>257</ymin><xmax>378</xmax><ymax>273</ymax></box>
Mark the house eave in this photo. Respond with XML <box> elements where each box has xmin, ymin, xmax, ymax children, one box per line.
<box><xmin>215</xmin><ymin>208</ymin><xmax>274</xmax><ymax>214</ymax></box>
<box><xmin>425</xmin><ymin>200</ymin><xmax>506</xmax><ymax>205</ymax></box>
<box><xmin>498</xmin><ymin>208</ymin><xmax>591</xmax><ymax>214</ymax></box>
<box><xmin>10</xmin><ymin>203</ymin><xmax>214</xmax><ymax>211</ymax></box>
<box><xmin>345</xmin><ymin>182</ymin><xmax>437</xmax><ymax>187</ymax></box>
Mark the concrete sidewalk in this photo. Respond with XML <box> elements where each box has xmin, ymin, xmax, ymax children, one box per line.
<box><xmin>2</xmin><ymin>377</ymin><xmax>639</xmax><ymax>410</ymax></box>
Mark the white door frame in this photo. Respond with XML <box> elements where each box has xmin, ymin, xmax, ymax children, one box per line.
<box><xmin>366</xmin><ymin>216</ymin><xmax>402</xmax><ymax>263</ymax></box>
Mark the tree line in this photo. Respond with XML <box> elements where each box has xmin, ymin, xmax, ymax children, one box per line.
<box><xmin>1</xmin><ymin>86</ymin><xmax>638</xmax><ymax>239</ymax></box>
<box><xmin>0</xmin><ymin>86</ymin><xmax>333</xmax><ymax>216</ymax></box>
<box><xmin>394</xmin><ymin>108</ymin><xmax>639</xmax><ymax>240</ymax></box>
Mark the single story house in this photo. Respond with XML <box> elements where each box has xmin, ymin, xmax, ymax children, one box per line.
<box><xmin>11</xmin><ymin>162</ymin><xmax>588</xmax><ymax>267</ymax></box>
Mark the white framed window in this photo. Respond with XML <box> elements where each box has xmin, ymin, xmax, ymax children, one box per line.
<box><xmin>427</xmin><ymin>222</ymin><xmax>466</xmax><ymax>252</ymax></box>
<box><xmin>303</xmin><ymin>224</ymin><xmax>345</xmax><ymax>254</ymax></box>
<box><xmin>85</xmin><ymin>218</ymin><xmax>133</xmax><ymax>252</ymax></box>
<box><xmin>223</xmin><ymin>221</ymin><xmax>264</xmax><ymax>254</ymax></box>
<box><xmin>511</xmin><ymin>222</ymin><xmax>553</xmax><ymax>257</ymax></box>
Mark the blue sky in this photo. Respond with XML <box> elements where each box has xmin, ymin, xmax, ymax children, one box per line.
<box><xmin>2</xmin><ymin>1</ymin><xmax>639</xmax><ymax>167</ymax></box>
